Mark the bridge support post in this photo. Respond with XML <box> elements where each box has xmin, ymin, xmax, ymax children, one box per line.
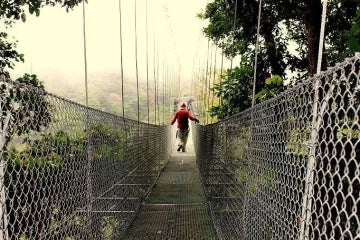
<box><xmin>0</xmin><ymin>72</ymin><xmax>9</xmax><ymax>240</ymax></box>
<box><xmin>0</xmin><ymin>160</ymin><xmax>8</xmax><ymax>240</ymax></box>
<box><xmin>299</xmin><ymin>1</ymin><xmax>328</xmax><ymax>239</ymax></box>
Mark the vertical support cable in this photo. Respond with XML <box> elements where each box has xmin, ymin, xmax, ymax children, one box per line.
<box><xmin>154</xmin><ymin>35</ymin><xmax>157</xmax><ymax>125</ymax></box>
<box><xmin>211</xmin><ymin>45</ymin><xmax>218</xmax><ymax>116</ymax></box>
<box><xmin>204</xmin><ymin>40</ymin><xmax>210</xmax><ymax>124</ymax></box>
<box><xmin>118</xmin><ymin>0</ymin><xmax>125</xmax><ymax>120</ymax></box>
<box><xmin>178</xmin><ymin>65</ymin><xmax>181</xmax><ymax>99</ymax></box>
<box><xmin>251</xmin><ymin>0</ymin><xmax>262</xmax><ymax>108</ymax></box>
<box><xmin>157</xmin><ymin>47</ymin><xmax>160</xmax><ymax>124</ymax></box>
<box><xmin>299</xmin><ymin>1</ymin><xmax>328</xmax><ymax>239</ymax></box>
<box><xmin>230</xmin><ymin>0</ymin><xmax>239</xmax><ymax>70</ymax></box>
<box><xmin>162</xmin><ymin>58</ymin><xmax>165</xmax><ymax>125</ymax></box>
<box><xmin>208</xmin><ymin>44</ymin><xmax>213</xmax><ymax>118</ymax></box>
<box><xmin>82</xmin><ymin>2</ymin><xmax>89</xmax><ymax>108</ymax></box>
<box><xmin>202</xmin><ymin>57</ymin><xmax>206</xmax><ymax>123</ymax></box>
<box><xmin>145</xmin><ymin>0</ymin><xmax>150</xmax><ymax>124</ymax></box>
<box><xmin>316</xmin><ymin>0</ymin><xmax>328</xmax><ymax>75</ymax></box>
<box><xmin>246</xmin><ymin>1</ymin><xmax>262</xmax><ymax>236</ymax></box>
<box><xmin>134</xmin><ymin>0</ymin><xmax>140</xmax><ymax>123</ymax></box>
<box><xmin>167</xmin><ymin>65</ymin><xmax>171</xmax><ymax>122</ymax></box>
<box><xmin>219</xmin><ymin>51</ymin><xmax>224</xmax><ymax>106</ymax></box>
<box><xmin>82</xmin><ymin>1</ymin><xmax>92</xmax><ymax>237</ymax></box>
<box><xmin>197</xmin><ymin>59</ymin><xmax>201</xmax><ymax>112</ymax></box>
<box><xmin>164</xmin><ymin>61</ymin><xmax>167</xmax><ymax>124</ymax></box>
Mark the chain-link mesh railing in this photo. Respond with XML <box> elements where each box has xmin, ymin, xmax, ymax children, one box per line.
<box><xmin>192</xmin><ymin>54</ymin><xmax>360</xmax><ymax>240</ymax></box>
<box><xmin>0</xmin><ymin>76</ymin><xmax>172</xmax><ymax>240</ymax></box>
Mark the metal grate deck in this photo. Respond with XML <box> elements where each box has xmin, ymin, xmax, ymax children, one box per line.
<box><xmin>125</xmin><ymin>151</ymin><xmax>218</xmax><ymax>239</ymax></box>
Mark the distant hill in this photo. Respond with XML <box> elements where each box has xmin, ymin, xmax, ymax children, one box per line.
<box><xmin>40</xmin><ymin>71</ymin><xmax>188</xmax><ymax>123</ymax></box>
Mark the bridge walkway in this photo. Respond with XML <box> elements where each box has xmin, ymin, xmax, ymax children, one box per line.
<box><xmin>125</xmin><ymin>134</ymin><xmax>218</xmax><ymax>239</ymax></box>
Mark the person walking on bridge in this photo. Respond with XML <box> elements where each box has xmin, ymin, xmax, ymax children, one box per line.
<box><xmin>171</xmin><ymin>102</ymin><xmax>199</xmax><ymax>152</ymax></box>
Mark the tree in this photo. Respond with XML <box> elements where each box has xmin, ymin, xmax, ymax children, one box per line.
<box><xmin>200</xmin><ymin>0</ymin><xmax>360</xmax><ymax>79</ymax></box>
<box><xmin>201</xmin><ymin>0</ymin><xmax>359</xmax><ymax>120</ymax></box>
<box><xmin>348</xmin><ymin>9</ymin><xmax>360</xmax><ymax>54</ymax></box>
<box><xmin>209</xmin><ymin>64</ymin><xmax>252</xmax><ymax>119</ymax></box>
<box><xmin>0</xmin><ymin>73</ymin><xmax>51</xmax><ymax>151</ymax></box>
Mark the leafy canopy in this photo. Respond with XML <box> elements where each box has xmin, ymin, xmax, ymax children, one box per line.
<box><xmin>202</xmin><ymin>0</ymin><xmax>359</xmax><ymax>120</ymax></box>
<box><xmin>348</xmin><ymin>9</ymin><xmax>360</xmax><ymax>54</ymax></box>
<box><xmin>200</xmin><ymin>0</ymin><xmax>360</xmax><ymax>79</ymax></box>
<box><xmin>209</xmin><ymin>65</ymin><xmax>252</xmax><ymax>119</ymax></box>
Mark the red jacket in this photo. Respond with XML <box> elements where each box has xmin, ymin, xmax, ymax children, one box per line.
<box><xmin>171</xmin><ymin>108</ymin><xmax>198</xmax><ymax>130</ymax></box>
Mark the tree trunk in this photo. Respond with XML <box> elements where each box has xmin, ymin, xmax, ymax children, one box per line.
<box><xmin>302</xmin><ymin>0</ymin><xmax>324</xmax><ymax>75</ymax></box>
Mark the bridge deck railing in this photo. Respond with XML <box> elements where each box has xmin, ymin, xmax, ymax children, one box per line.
<box><xmin>192</xmin><ymin>54</ymin><xmax>360</xmax><ymax>240</ymax></box>
<box><xmin>0</xmin><ymin>77</ymin><xmax>172</xmax><ymax>240</ymax></box>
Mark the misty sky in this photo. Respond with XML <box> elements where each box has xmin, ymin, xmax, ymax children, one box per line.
<box><xmin>7</xmin><ymin>0</ymin><xmax>234</xmax><ymax>97</ymax></box>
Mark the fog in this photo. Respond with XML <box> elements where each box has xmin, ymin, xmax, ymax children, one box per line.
<box><xmin>8</xmin><ymin>0</ymin><xmax>220</xmax><ymax>93</ymax></box>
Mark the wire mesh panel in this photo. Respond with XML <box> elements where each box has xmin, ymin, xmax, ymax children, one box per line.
<box><xmin>193</xmin><ymin>54</ymin><xmax>360</xmax><ymax>240</ymax></box>
<box><xmin>0</xmin><ymin>77</ymin><xmax>172</xmax><ymax>240</ymax></box>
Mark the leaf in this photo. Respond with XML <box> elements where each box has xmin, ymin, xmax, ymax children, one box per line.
<box><xmin>272</xmin><ymin>75</ymin><xmax>283</xmax><ymax>86</ymax></box>
<box><xmin>265</xmin><ymin>78</ymin><xmax>272</xmax><ymax>85</ymax></box>
<box><xmin>348</xmin><ymin>36</ymin><xmax>360</xmax><ymax>53</ymax></box>
<box><xmin>20</xmin><ymin>13</ymin><xmax>26</xmax><ymax>22</ymax></box>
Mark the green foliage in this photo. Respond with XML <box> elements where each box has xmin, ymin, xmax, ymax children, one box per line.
<box><xmin>1</xmin><ymin>73</ymin><xmax>51</xmax><ymax>149</ymax></box>
<box><xmin>249</xmin><ymin>169</ymin><xmax>276</xmax><ymax>195</ymax></box>
<box><xmin>0</xmin><ymin>32</ymin><xmax>24</xmax><ymax>70</ymax></box>
<box><xmin>336</xmin><ymin>119</ymin><xmax>360</xmax><ymax>140</ymax></box>
<box><xmin>89</xmin><ymin>123</ymin><xmax>126</xmax><ymax>160</ymax></box>
<box><xmin>5</xmin><ymin>130</ymin><xmax>88</xmax><ymax>239</ymax></box>
<box><xmin>209</xmin><ymin>65</ymin><xmax>252</xmax><ymax>119</ymax></box>
<box><xmin>101</xmin><ymin>216</ymin><xmax>120</xmax><ymax>240</ymax></box>
<box><xmin>232</xmin><ymin>131</ymin><xmax>250</xmax><ymax>184</ymax></box>
<box><xmin>0</xmin><ymin>0</ymin><xmax>84</xmax><ymax>25</ymax></box>
<box><xmin>348</xmin><ymin>9</ymin><xmax>360</xmax><ymax>54</ymax></box>
<box><xmin>4</xmin><ymin>123</ymin><xmax>129</xmax><ymax>239</ymax></box>
<box><xmin>255</xmin><ymin>75</ymin><xmax>284</xmax><ymax>103</ymax></box>
<box><xmin>201</xmin><ymin>0</ymin><xmax>360</xmax><ymax>79</ymax></box>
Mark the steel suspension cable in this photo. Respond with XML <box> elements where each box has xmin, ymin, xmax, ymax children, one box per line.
<box><xmin>82</xmin><ymin>2</ymin><xmax>88</xmax><ymax>108</ymax></box>
<box><xmin>208</xmin><ymin>44</ymin><xmax>213</xmax><ymax>118</ymax></box>
<box><xmin>300</xmin><ymin>1</ymin><xmax>328</xmax><ymax>238</ymax></box>
<box><xmin>202</xmin><ymin>57</ymin><xmax>206</xmax><ymax>122</ymax></box>
<box><xmin>178</xmin><ymin>65</ymin><xmax>181</xmax><ymax>99</ymax></box>
<box><xmin>157</xmin><ymin>47</ymin><xmax>160</xmax><ymax>124</ymax></box>
<box><xmin>211</xmin><ymin>45</ymin><xmax>217</xmax><ymax>112</ymax></box>
<box><xmin>230</xmin><ymin>0</ymin><xmax>239</xmax><ymax>70</ymax></box>
<box><xmin>153</xmin><ymin>36</ymin><xmax>157</xmax><ymax>125</ymax></box>
<box><xmin>219</xmin><ymin>51</ymin><xmax>224</xmax><ymax>106</ymax></box>
<box><xmin>167</xmin><ymin>65</ymin><xmax>171</xmax><ymax>122</ymax></box>
<box><xmin>118</xmin><ymin>0</ymin><xmax>125</xmax><ymax>120</ymax></box>
<box><xmin>162</xmin><ymin>58</ymin><xmax>165</xmax><ymax>125</ymax></box>
<box><xmin>145</xmin><ymin>0</ymin><xmax>150</xmax><ymax>124</ymax></box>
<box><xmin>81</xmin><ymin>0</ymin><xmax>92</xmax><ymax>232</ymax></box>
<box><xmin>197</xmin><ymin>59</ymin><xmax>201</xmax><ymax>112</ymax></box>
<box><xmin>134</xmin><ymin>0</ymin><xmax>140</xmax><ymax>123</ymax></box>
<box><xmin>204</xmin><ymin>40</ymin><xmax>210</xmax><ymax>124</ymax></box>
<box><xmin>316</xmin><ymin>0</ymin><xmax>328</xmax><ymax>74</ymax></box>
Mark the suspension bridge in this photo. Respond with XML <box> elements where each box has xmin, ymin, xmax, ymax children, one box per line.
<box><xmin>1</xmin><ymin>0</ymin><xmax>360</xmax><ymax>239</ymax></box>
